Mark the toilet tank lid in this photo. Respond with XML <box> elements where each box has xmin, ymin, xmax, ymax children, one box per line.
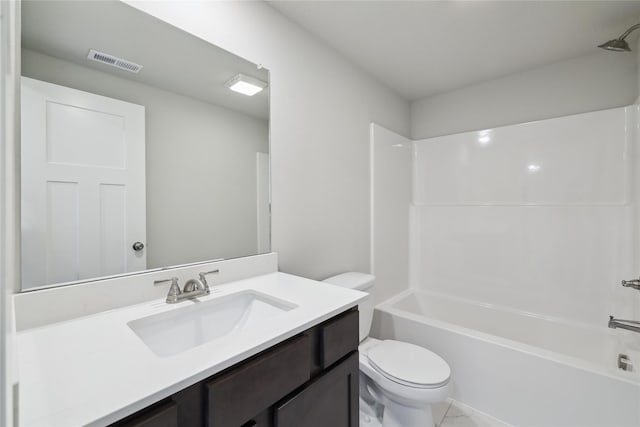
<box><xmin>322</xmin><ymin>272</ymin><xmax>375</xmax><ymax>291</ymax></box>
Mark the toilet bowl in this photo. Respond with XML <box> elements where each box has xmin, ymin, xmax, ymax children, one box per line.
<box><xmin>358</xmin><ymin>338</ymin><xmax>450</xmax><ymax>427</ymax></box>
<box><xmin>323</xmin><ymin>273</ymin><xmax>451</xmax><ymax>427</ymax></box>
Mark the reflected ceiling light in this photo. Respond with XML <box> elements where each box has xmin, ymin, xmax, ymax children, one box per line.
<box><xmin>527</xmin><ymin>164</ymin><xmax>541</xmax><ymax>173</ymax></box>
<box><xmin>224</xmin><ymin>74</ymin><xmax>267</xmax><ymax>96</ymax></box>
<box><xmin>598</xmin><ymin>23</ymin><xmax>640</xmax><ymax>52</ymax></box>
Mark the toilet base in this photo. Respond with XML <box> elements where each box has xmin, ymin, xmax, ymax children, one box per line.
<box><xmin>381</xmin><ymin>399</ymin><xmax>435</xmax><ymax>427</ymax></box>
<box><xmin>360</xmin><ymin>409</ymin><xmax>382</xmax><ymax>427</ymax></box>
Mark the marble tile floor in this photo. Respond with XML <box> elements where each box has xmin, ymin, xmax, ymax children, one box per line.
<box><xmin>433</xmin><ymin>400</ymin><xmax>512</xmax><ymax>427</ymax></box>
<box><xmin>360</xmin><ymin>399</ymin><xmax>511</xmax><ymax>427</ymax></box>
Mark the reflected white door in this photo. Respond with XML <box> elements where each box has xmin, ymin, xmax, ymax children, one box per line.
<box><xmin>21</xmin><ymin>77</ymin><xmax>146</xmax><ymax>289</ymax></box>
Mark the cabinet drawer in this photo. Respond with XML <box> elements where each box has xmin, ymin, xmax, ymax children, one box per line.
<box><xmin>113</xmin><ymin>400</ymin><xmax>178</xmax><ymax>427</ymax></box>
<box><xmin>205</xmin><ymin>334</ymin><xmax>310</xmax><ymax>427</ymax></box>
<box><xmin>275</xmin><ymin>352</ymin><xmax>359</xmax><ymax>427</ymax></box>
<box><xmin>319</xmin><ymin>310</ymin><xmax>358</xmax><ymax>369</ymax></box>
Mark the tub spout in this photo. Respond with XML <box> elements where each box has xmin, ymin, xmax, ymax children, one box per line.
<box><xmin>608</xmin><ymin>316</ymin><xmax>640</xmax><ymax>333</ymax></box>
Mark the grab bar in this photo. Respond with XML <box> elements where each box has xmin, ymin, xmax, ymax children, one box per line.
<box><xmin>609</xmin><ymin>316</ymin><xmax>640</xmax><ymax>333</ymax></box>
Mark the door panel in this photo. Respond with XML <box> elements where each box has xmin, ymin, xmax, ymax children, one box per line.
<box><xmin>45</xmin><ymin>181</ymin><xmax>79</xmax><ymax>284</ymax></box>
<box><xmin>46</xmin><ymin>101</ymin><xmax>126</xmax><ymax>168</ymax></box>
<box><xmin>99</xmin><ymin>184</ymin><xmax>127</xmax><ymax>275</ymax></box>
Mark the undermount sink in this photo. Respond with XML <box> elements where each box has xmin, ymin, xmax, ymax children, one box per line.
<box><xmin>127</xmin><ymin>290</ymin><xmax>297</xmax><ymax>357</ymax></box>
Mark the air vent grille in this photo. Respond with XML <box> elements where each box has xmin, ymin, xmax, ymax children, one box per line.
<box><xmin>87</xmin><ymin>49</ymin><xmax>143</xmax><ymax>73</ymax></box>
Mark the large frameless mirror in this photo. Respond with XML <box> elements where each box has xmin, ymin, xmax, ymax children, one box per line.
<box><xmin>20</xmin><ymin>1</ymin><xmax>270</xmax><ymax>291</ymax></box>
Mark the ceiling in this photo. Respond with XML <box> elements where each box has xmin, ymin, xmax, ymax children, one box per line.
<box><xmin>269</xmin><ymin>1</ymin><xmax>640</xmax><ymax>101</ymax></box>
<box><xmin>21</xmin><ymin>1</ymin><xmax>269</xmax><ymax>120</ymax></box>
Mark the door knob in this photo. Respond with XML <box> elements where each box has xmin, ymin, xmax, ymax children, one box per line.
<box><xmin>132</xmin><ymin>241</ymin><xmax>145</xmax><ymax>251</ymax></box>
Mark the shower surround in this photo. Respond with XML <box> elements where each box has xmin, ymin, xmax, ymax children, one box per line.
<box><xmin>370</xmin><ymin>106</ymin><xmax>640</xmax><ymax>425</ymax></box>
<box><xmin>411</xmin><ymin>106</ymin><xmax>638</xmax><ymax>327</ymax></box>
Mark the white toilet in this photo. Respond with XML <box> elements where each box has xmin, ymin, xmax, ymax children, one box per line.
<box><xmin>323</xmin><ymin>272</ymin><xmax>451</xmax><ymax>427</ymax></box>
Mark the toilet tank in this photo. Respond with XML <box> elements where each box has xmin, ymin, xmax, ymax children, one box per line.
<box><xmin>322</xmin><ymin>272</ymin><xmax>374</xmax><ymax>342</ymax></box>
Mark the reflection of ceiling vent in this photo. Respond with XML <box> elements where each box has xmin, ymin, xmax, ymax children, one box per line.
<box><xmin>87</xmin><ymin>49</ymin><xmax>143</xmax><ymax>73</ymax></box>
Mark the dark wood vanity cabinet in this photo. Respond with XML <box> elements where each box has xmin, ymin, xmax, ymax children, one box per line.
<box><xmin>274</xmin><ymin>352</ymin><xmax>358</xmax><ymax>427</ymax></box>
<box><xmin>111</xmin><ymin>308</ymin><xmax>359</xmax><ymax>427</ymax></box>
<box><xmin>205</xmin><ymin>334</ymin><xmax>311</xmax><ymax>426</ymax></box>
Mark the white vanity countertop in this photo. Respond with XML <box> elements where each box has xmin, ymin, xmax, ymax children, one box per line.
<box><xmin>17</xmin><ymin>272</ymin><xmax>366</xmax><ymax>427</ymax></box>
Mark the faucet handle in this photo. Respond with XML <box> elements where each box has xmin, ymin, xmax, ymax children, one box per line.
<box><xmin>198</xmin><ymin>269</ymin><xmax>220</xmax><ymax>291</ymax></box>
<box><xmin>154</xmin><ymin>277</ymin><xmax>181</xmax><ymax>303</ymax></box>
<box><xmin>153</xmin><ymin>277</ymin><xmax>179</xmax><ymax>287</ymax></box>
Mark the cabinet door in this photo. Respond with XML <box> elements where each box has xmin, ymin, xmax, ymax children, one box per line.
<box><xmin>111</xmin><ymin>400</ymin><xmax>178</xmax><ymax>427</ymax></box>
<box><xmin>206</xmin><ymin>335</ymin><xmax>310</xmax><ymax>427</ymax></box>
<box><xmin>274</xmin><ymin>352</ymin><xmax>358</xmax><ymax>427</ymax></box>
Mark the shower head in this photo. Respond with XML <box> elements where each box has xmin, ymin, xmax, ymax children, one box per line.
<box><xmin>599</xmin><ymin>23</ymin><xmax>640</xmax><ymax>52</ymax></box>
<box><xmin>598</xmin><ymin>38</ymin><xmax>631</xmax><ymax>52</ymax></box>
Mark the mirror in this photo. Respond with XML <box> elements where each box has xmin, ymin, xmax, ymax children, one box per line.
<box><xmin>20</xmin><ymin>1</ymin><xmax>270</xmax><ymax>291</ymax></box>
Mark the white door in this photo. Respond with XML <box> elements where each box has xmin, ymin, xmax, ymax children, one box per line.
<box><xmin>21</xmin><ymin>77</ymin><xmax>146</xmax><ymax>289</ymax></box>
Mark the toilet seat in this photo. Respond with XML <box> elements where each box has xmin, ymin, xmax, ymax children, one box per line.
<box><xmin>367</xmin><ymin>340</ymin><xmax>450</xmax><ymax>389</ymax></box>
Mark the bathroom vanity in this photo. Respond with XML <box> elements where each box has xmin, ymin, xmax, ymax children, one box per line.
<box><xmin>16</xmin><ymin>270</ymin><xmax>365</xmax><ymax>426</ymax></box>
<box><xmin>113</xmin><ymin>308</ymin><xmax>359</xmax><ymax>427</ymax></box>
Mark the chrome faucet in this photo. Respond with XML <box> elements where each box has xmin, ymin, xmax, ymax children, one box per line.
<box><xmin>183</xmin><ymin>277</ymin><xmax>208</xmax><ymax>294</ymax></box>
<box><xmin>608</xmin><ymin>316</ymin><xmax>640</xmax><ymax>333</ymax></box>
<box><xmin>153</xmin><ymin>269</ymin><xmax>220</xmax><ymax>304</ymax></box>
<box><xmin>621</xmin><ymin>277</ymin><xmax>640</xmax><ymax>291</ymax></box>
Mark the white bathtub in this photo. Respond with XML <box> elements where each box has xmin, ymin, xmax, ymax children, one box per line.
<box><xmin>372</xmin><ymin>290</ymin><xmax>640</xmax><ymax>427</ymax></box>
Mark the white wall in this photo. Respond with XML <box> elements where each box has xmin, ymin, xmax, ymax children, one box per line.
<box><xmin>411</xmin><ymin>51</ymin><xmax>638</xmax><ymax>139</ymax></box>
<box><xmin>22</xmin><ymin>49</ymin><xmax>269</xmax><ymax>269</ymax></box>
<box><xmin>125</xmin><ymin>1</ymin><xmax>410</xmax><ymax>280</ymax></box>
